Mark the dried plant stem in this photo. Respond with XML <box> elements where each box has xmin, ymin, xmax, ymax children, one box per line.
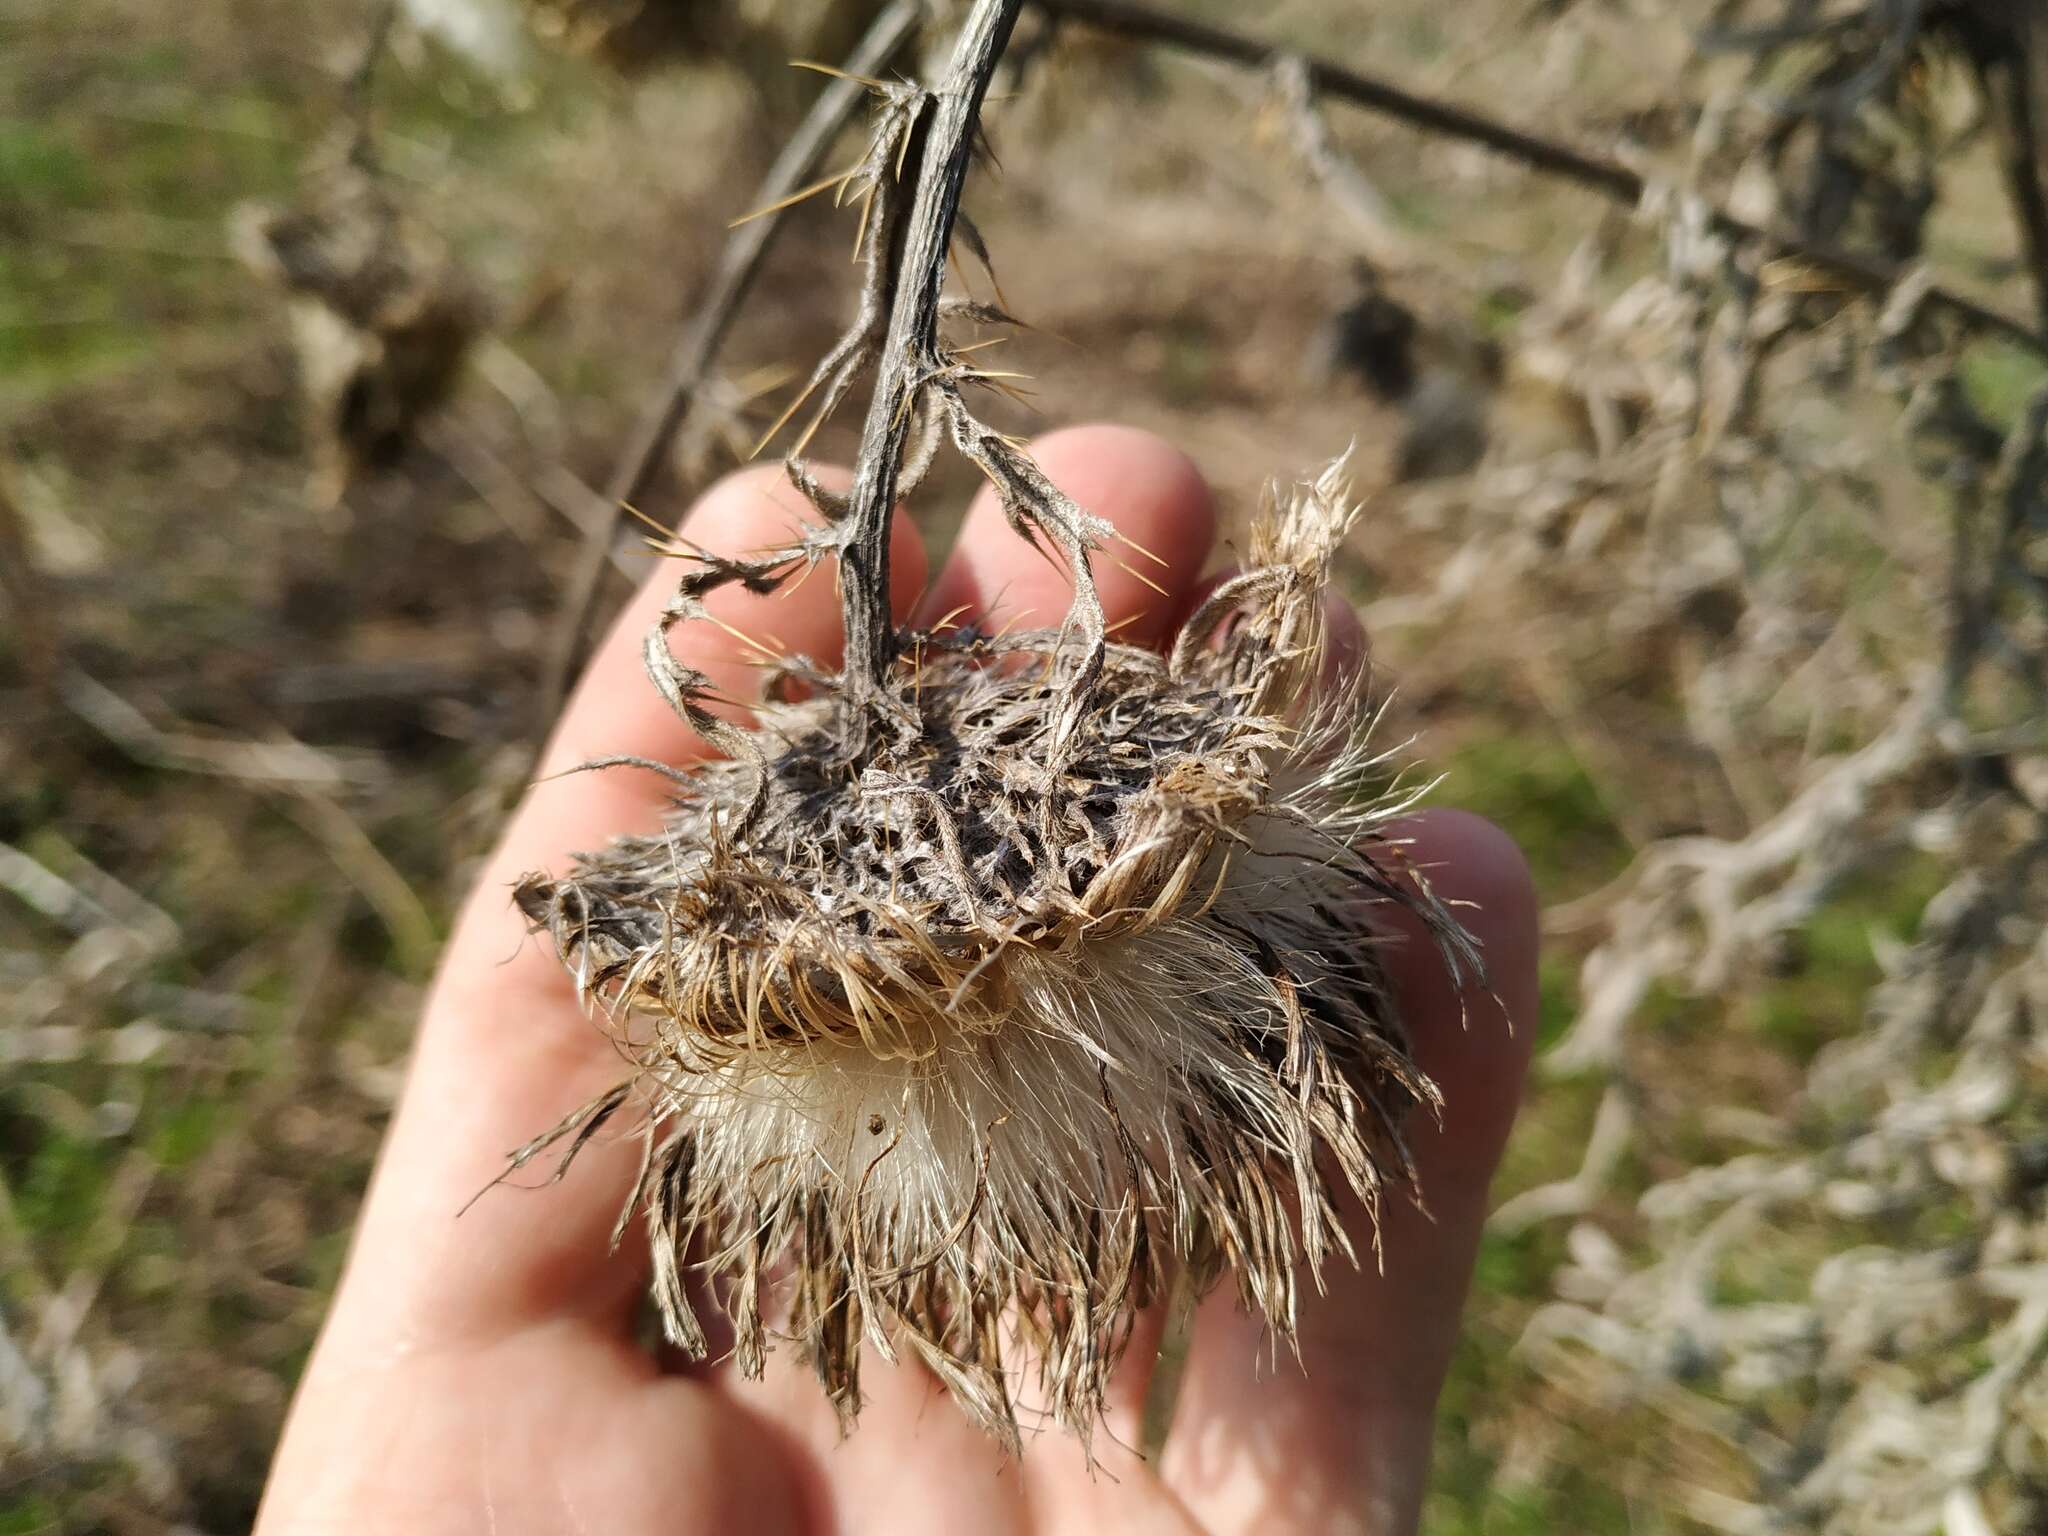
<box><xmin>1267</xmin><ymin>53</ymin><xmax>1416</xmax><ymax>269</ymax></box>
<box><xmin>838</xmin><ymin>0</ymin><xmax>1023</xmax><ymax>701</ymax></box>
<box><xmin>342</xmin><ymin>0</ymin><xmax>399</xmax><ymax>160</ymax></box>
<box><xmin>1045</xmin><ymin>0</ymin><xmax>1641</xmax><ymax>197</ymax></box>
<box><xmin>0</xmin><ymin>460</ymin><xmax>57</xmax><ymax>694</ymax></box>
<box><xmin>1969</xmin><ymin>11</ymin><xmax>2048</xmax><ymax>339</ymax></box>
<box><xmin>1034</xmin><ymin>0</ymin><xmax>2046</xmax><ymax>351</ymax></box>
<box><xmin>541</xmin><ymin>0</ymin><xmax>924</xmax><ymax>717</ymax></box>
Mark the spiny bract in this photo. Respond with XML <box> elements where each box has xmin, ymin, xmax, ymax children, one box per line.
<box><xmin>512</xmin><ymin>461</ymin><xmax>1475</xmax><ymax>1449</ymax></box>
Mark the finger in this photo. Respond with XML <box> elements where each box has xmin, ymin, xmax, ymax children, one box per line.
<box><xmin>336</xmin><ymin>466</ymin><xmax>927</xmax><ymax>1341</ymax></box>
<box><xmin>1161</xmin><ymin>809</ymin><xmax>1539</xmax><ymax>1536</ymax></box>
<box><xmin>741</xmin><ymin>1326</ymin><xmax>1206</xmax><ymax>1536</ymax></box>
<box><xmin>916</xmin><ymin>423</ymin><xmax>1217</xmax><ymax>647</ymax></box>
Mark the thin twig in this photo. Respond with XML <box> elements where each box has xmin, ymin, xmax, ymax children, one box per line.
<box><xmin>540</xmin><ymin>0</ymin><xmax>924</xmax><ymax>719</ymax></box>
<box><xmin>45</xmin><ymin>669</ymin><xmax>433</xmax><ymax>972</ymax></box>
<box><xmin>59</xmin><ymin>670</ymin><xmax>386</xmax><ymax>791</ymax></box>
<box><xmin>0</xmin><ymin>460</ymin><xmax>58</xmax><ymax>694</ymax></box>
<box><xmin>343</xmin><ymin>0</ymin><xmax>400</xmax><ymax>165</ymax></box>
<box><xmin>1035</xmin><ymin>0</ymin><xmax>2045</xmax><ymax>351</ymax></box>
<box><xmin>0</xmin><ymin>660</ymin><xmax>497</xmax><ymax>740</ymax></box>
<box><xmin>0</xmin><ymin>839</ymin><xmax>177</xmax><ymax>955</ymax></box>
<box><xmin>281</xmin><ymin>789</ymin><xmax>439</xmax><ymax>978</ymax></box>
<box><xmin>1267</xmin><ymin>53</ymin><xmax>1416</xmax><ymax>269</ymax></box>
<box><xmin>1971</xmin><ymin>11</ymin><xmax>2048</xmax><ymax>339</ymax></box>
<box><xmin>426</xmin><ymin>415</ymin><xmax>631</xmax><ymax>589</ymax></box>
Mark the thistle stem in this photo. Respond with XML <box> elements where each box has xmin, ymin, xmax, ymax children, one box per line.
<box><xmin>543</xmin><ymin>0</ymin><xmax>925</xmax><ymax>719</ymax></box>
<box><xmin>839</xmin><ymin>0</ymin><xmax>1024</xmax><ymax>705</ymax></box>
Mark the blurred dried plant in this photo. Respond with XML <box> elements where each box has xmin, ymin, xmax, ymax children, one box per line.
<box><xmin>230</xmin><ymin>18</ymin><xmax>484</xmax><ymax>511</ymax></box>
<box><xmin>1326</xmin><ymin>2</ymin><xmax>2048</xmax><ymax>1526</ymax></box>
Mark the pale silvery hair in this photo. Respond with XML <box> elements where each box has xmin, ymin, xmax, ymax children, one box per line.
<box><xmin>511</xmin><ymin>459</ymin><xmax>1476</xmax><ymax>1449</ymax></box>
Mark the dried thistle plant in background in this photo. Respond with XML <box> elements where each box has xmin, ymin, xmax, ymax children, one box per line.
<box><xmin>510</xmin><ymin>0</ymin><xmax>1473</xmax><ymax>1444</ymax></box>
<box><xmin>230</xmin><ymin>19</ymin><xmax>482</xmax><ymax>510</ymax></box>
<box><xmin>1344</xmin><ymin>1</ymin><xmax>2048</xmax><ymax>1525</ymax></box>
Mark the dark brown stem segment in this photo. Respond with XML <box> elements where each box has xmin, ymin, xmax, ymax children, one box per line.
<box><xmin>541</xmin><ymin>0</ymin><xmax>924</xmax><ymax>717</ymax></box>
<box><xmin>1036</xmin><ymin>0</ymin><xmax>2046</xmax><ymax>353</ymax></box>
<box><xmin>839</xmin><ymin>0</ymin><xmax>1025</xmax><ymax>703</ymax></box>
<box><xmin>0</xmin><ymin>461</ymin><xmax>58</xmax><ymax>694</ymax></box>
<box><xmin>1971</xmin><ymin>8</ymin><xmax>2048</xmax><ymax>340</ymax></box>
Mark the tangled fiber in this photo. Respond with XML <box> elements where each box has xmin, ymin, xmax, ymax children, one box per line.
<box><xmin>512</xmin><ymin>461</ymin><xmax>1477</xmax><ymax>1447</ymax></box>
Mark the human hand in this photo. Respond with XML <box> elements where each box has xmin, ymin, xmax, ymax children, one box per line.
<box><xmin>255</xmin><ymin>424</ymin><xmax>1537</xmax><ymax>1536</ymax></box>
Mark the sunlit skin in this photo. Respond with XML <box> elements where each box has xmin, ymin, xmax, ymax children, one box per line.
<box><xmin>256</xmin><ymin>424</ymin><xmax>1538</xmax><ymax>1536</ymax></box>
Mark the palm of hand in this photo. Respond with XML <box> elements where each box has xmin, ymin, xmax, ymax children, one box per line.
<box><xmin>257</xmin><ymin>427</ymin><xmax>1536</xmax><ymax>1536</ymax></box>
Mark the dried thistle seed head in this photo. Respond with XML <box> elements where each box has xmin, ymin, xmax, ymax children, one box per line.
<box><xmin>512</xmin><ymin>461</ymin><xmax>1478</xmax><ymax>1448</ymax></box>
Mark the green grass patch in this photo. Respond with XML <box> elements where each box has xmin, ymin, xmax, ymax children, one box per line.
<box><xmin>1960</xmin><ymin>340</ymin><xmax>2048</xmax><ymax>428</ymax></box>
<box><xmin>1158</xmin><ymin>319</ymin><xmax>1216</xmax><ymax>406</ymax></box>
<box><xmin>1435</xmin><ymin>732</ymin><xmax>1631</xmax><ymax>898</ymax></box>
<box><xmin>0</xmin><ymin>1493</ymin><xmax>61</xmax><ymax>1536</ymax></box>
<box><xmin>300</xmin><ymin>1226</ymin><xmax>353</xmax><ymax>1297</ymax></box>
<box><xmin>1710</xmin><ymin>1230</ymin><xmax>1818</xmax><ymax>1309</ymax></box>
<box><xmin>148</xmin><ymin>1097</ymin><xmax>225</xmax><ymax>1170</ymax></box>
<box><xmin>1473</xmin><ymin>1222</ymin><xmax>1566</xmax><ymax>1302</ymax></box>
<box><xmin>1492</xmin><ymin>1071</ymin><xmax>1613</xmax><ymax>1204</ymax></box>
<box><xmin>0</xmin><ymin>121</ymin><xmax>95</xmax><ymax>207</ymax></box>
<box><xmin>12</xmin><ymin>1127</ymin><xmax>113</xmax><ymax>1262</ymax></box>
<box><xmin>1747</xmin><ymin>856</ymin><xmax>1947</xmax><ymax>1064</ymax></box>
<box><xmin>1535</xmin><ymin>954</ymin><xmax>1577</xmax><ymax>1051</ymax></box>
<box><xmin>1475</xmin><ymin>286</ymin><xmax>1529</xmax><ymax>339</ymax></box>
<box><xmin>1427</xmin><ymin>1482</ymin><xmax>1637</xmax><ymax>1536</ymax></box>
<box><xmin>1429</xmin><ymin>1324</ymin><xmax>1641</xmax><ymax>1535</ymax></box>
<box><xmin>0</xmin><ymin>32</ymin><xmax>318</xmax><ymax>401</ymax></box>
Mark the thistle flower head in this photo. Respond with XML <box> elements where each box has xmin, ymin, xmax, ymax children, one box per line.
<box><xmin>513</xmin><ymin>461</ymin><xmax>1476</xmax><ymax>1447</ymax></box>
